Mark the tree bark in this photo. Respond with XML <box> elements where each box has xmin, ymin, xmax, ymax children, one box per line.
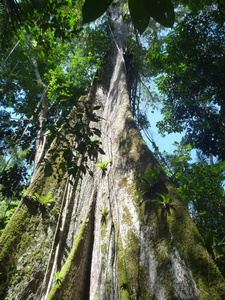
<box><xmin>0</xmin><ymin>11</ymin><xmax>225</xmax><ymax>300</ymax></box>
<box><xmin>31</xmin><ymin>58</ymin><xmax>49</xmax><ymax>183</ymax></box>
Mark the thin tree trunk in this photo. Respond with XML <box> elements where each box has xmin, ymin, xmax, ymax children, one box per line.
<box><xmin>0</xmin><ymin>10</ymin><xmax>225</xmax><ymax>300</ymax></box>
<box><xmin>31</xmin><ymin>59</ymin><xmax>49</xmax><ymax>182</ymax></box>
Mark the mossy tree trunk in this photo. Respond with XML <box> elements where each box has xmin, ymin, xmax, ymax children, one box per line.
<box><xmin>1</xmin><ymin>10</ymin><xmax>225</xmax><ymax>300</ymax></box>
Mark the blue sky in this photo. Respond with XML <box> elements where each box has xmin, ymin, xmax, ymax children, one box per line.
<box><xmin>145</xmin><ymin>108</ymin><xmax>197</xmax><ymax>163</ymax></box>
<box><xmin>147</xmin><ymin>109</ymin><xmax>183</xmax><ymax>153</ymax></box>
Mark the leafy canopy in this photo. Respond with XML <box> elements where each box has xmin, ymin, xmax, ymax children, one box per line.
<box><xmin>0</xmin><ymin>0</ymin><xmax>175</xmax><ymax>39</ymax></box>
<box><xmin>148</xmin><ymin>4</ymin><xmax>225</xmax><ymax>160</ymax></box>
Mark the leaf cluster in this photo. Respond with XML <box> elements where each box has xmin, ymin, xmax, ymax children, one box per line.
<box><xmin>0</xmin><ymin>163</ymin><xmax>28</xmax><ymax>199</ymax></box>
<box><xmin>95</xmin><ymin>158</ymin><xmax>111</xmax><ymax>172</ymax></box>
<box><xmin>202</xmin><ymin>227</ymin><xmax>225</xmax><ymax>276</ymax></box>
<box><xmin>43</xmin><ymin>102</ymin><xmax>105</xmax><ymax>180</ymax></box>
<box><xmin>100</xmin><ymin>207</ymin><xmax>108</xmax><ymax>223</ymax></box>
<box><xmin>0</xmin><ymin>0</ymin><xmax>83</xmax><ymax>47</ymax></box>
<box><xmin>151</xmin><ymin>193</ymin><xmax>171</xmax><ymax>207</ymax></box>
<box><xmin>53</xmin><ymin>271</ymin><xmax>62</xmax><ymax>285</ymax></box>
<box><xmin>136</xmin><ymin>168</ymin><xmax>160</xmax><ymax>197</ymax></box>
<box><xmin>0</xmin><ymin>198</ymin><xmax>19</xmax><ymax>236</ymax></box>
<box><xmin>34</xmin><ymin>193</ymin><xmax>55</xmax><ymax>207</ymax></box>
<box><xmin>83</xmin><ymin>0</ymin><xmax>175</xmax><ymax>34</ymax></box>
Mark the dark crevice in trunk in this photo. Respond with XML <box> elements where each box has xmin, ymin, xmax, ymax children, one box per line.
<box><xmin>83</xmin><ymin>193</ymin><xmax>97</xmax><ymax>300</ymax></box>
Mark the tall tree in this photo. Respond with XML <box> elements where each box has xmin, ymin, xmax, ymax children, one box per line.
<box><xmin>147</xmin><ymin>3</ymin><xmax>225</xmax><ymax>159</ymax></box>
<box><xmin>1</xmin><ymin>1</ymin><xmax>225</xmax><ymax>299</ymax></box>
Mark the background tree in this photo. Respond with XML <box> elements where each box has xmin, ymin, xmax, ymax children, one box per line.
<box><xmin>147</xmin><ymin>3</ymin><xmax>225</xmax><ymax>159</ymax></box>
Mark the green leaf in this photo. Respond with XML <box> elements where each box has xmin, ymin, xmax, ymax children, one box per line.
<box><xmin>79</xmin><ymin>164</ymin><xmax>87</xmax><ymax>174</ymax></box>
<box><xmin>203</xmin><ymin>231</ymin><xmax>215</xmax><ymax>250</ymax></box>
<box><xmin>144</xmin><ymin>0</ymin><xmax>174</xmax><ymax>28</ymax></box>
<box><xmin>128</xmin><ymin>0</ymin><xmax>150</xmax><ymax>34</ymax></box>
<box><xmin>44</xmin><ymin>162</ymin><xmax>54</xmax><ymax>177</ymax></box>
<box><xmin>34</xmin><ymin>193</ymin><xmax>41</xmax><ymax>202</ymax></box>
<box><xmin>59</xmin><ymin>162</ymin><xmax>67</xmax><ymax>173</ymax></box>
<box><xmin>93</xmin><ymin>105</ymin><xmax>101</xmax><ymax>110</ymax></box>
<box><xmin>62</xmin><ymin>149</ymin><xmax>73</xmax><ymax>162</ymax></box>
<box><xmin>43</xmin><ymin>194</ymin><xmax>53</xmax><ymax>202</ymax></box>
<box><xmin>98</xmin><ymin>148</ymin><xmax>105</xmax><ymax>155</ymax></box>
<box><xmin>76</xmin><ymin>141</ymin><xmax>87</xmax><ymax>154</ymax></box>
<box><xmin>82</xmin><ymin>0</ymin><xmax>113</xmax><ymax>23</ymax></box>
<box><xmin>68</xmin><ymin>166</ymin><xmax>78</xmax><ymax>177</ymax></box>
<box><xmin>151</xmin><ymin>199</ymin><xmax>163</xmax><ymax>205</ymax></box>
<box><xmin>198</xmin><ymin>211</ymin><xmax>207</xmax><ymax>216</ymax></box>
<box><xmin>92</xmin><ymin>128</ymin><xmax>101</xmax><ymax>136</ymax></box>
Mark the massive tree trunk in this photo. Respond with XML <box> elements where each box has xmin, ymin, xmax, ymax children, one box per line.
<box><xmin>1</xmin><ymin>11</ymin><xmax>225</xmax><ymax>300</ymax></box>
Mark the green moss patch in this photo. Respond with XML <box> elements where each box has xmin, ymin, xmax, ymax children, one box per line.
<box><xmin>0</xmin><ymin>196</ymin><xmax>58</xmax><ymax>299</ymax></box>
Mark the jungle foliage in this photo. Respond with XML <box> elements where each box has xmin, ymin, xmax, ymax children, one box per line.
<box><xmin>0</xmin><ymin>1</ymin><xmax>111</xmax><ymax>234</ymax></box>
<box><xmin>160</xmin><ymin>143</ymin><xmax>225</xmax><ymax>276</ymax></box>
<box><xmin>148</xmin><ymin>4</ymin><xmax>225</xmax><ymax>160</ymax></box>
